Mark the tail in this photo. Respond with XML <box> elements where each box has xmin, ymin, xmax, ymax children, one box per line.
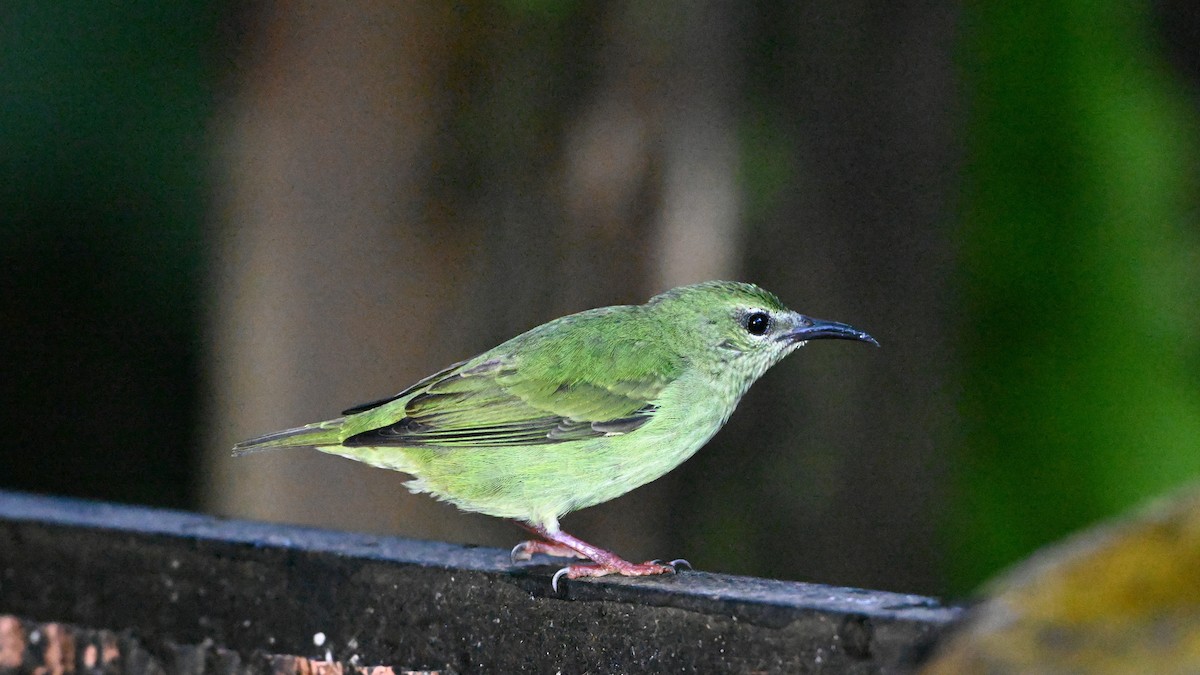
<box><xmin>231</xmin><ymin>418</ymin><xmax>346</xmax><ymax>456</ymax></box>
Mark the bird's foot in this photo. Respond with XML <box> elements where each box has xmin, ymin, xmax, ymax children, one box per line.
<box><xmin>551</xmin><ymin>558</ymin><xmax>683</xmax><ymax>592</ymax></box>
<box><xmin>514</xmin><ymin>521</ymin><xmax>691</xmax><ymax>591</ymax></box>
<box><xmin>510</xmin><ymin>539</ymin><xmax>589</xmax><ymax>563</ymax></box>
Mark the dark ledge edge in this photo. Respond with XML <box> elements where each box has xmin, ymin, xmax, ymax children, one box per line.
<box><xmin>0</xmin><ymin>489</ymin><xmax>962</xmax><ymax>673</ymax></box>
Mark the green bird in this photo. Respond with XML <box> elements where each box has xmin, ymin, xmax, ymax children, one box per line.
<box><xmin>233</xmin><ymin>281</ymin><xmax>877</xmax><ymax>587</ymax></box>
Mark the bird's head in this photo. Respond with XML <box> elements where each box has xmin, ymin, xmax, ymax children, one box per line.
<box><xmin>648</xmin><ymin>281</ymin><xmax>878</xmax><ymax>380</ymax></box>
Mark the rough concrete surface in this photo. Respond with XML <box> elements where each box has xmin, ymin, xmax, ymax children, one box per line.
<box><xmin>0</xmin><ymin>490</ymin><xmax>960</xmax><ymax>673</ymax></box>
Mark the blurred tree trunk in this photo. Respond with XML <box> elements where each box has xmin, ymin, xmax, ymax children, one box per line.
<box><xmin>201</xmin><ymin>2</ymin><xmax>503</xmax><ymax>543</ymax></box>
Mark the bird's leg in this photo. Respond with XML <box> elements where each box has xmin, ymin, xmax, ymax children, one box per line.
<box><xmin>510</xmin><ymin>523</ymin><xmax>588</xmax><ymax>562</ymax></box>
<box><xmin>520</xmin><ymin>523</ymin><xmax>680</xmax><ymax>588</ymax></box>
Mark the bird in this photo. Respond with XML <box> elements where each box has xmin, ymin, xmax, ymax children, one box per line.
<box><xmin>233</xmin><ymin>280</ymin><xmax>877</xmax><ymax>587</ymax></box>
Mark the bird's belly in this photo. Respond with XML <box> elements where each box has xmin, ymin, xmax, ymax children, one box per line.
<box><xmin>557</xmin><ymin>415</ymin><xmax>722</xmax><ymax>511</ymax></box>
<box><xmin>409</xmin><ymin>390</ymin><xmax>733</xmax><ymax>523</ymax></box>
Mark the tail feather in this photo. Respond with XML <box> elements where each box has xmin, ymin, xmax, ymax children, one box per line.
<box><xmin>231</xmin><ymin>418</ymin><xmax>346</xmax><ymax>456</ymax></box>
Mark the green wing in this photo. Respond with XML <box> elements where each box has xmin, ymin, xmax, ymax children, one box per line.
<box><xmin>342</xmin><ymin>311</ymin><xmax>682</xmax><ymax>448</ymax></box>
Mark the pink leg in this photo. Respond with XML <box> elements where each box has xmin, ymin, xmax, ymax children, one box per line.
<box><xmin>511</xmin><ymin>522</ymin><xmax>588</xmax><ymax>561</ymax></box>
<box><xmin>519</xmin><ymin>522</ymin><xmax>683</xmax><ymax>588</ymax></box>
<box><xmin>510</xmin><ymin>539</ymin><xmax>588</xmax><ymax>562</ymax></box>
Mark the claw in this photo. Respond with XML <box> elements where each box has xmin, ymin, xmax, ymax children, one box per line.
<box><xmin>552</xmin><ymin>567</ymin><xmax>570</xmax><ymax>593</ymax></box>
<box><xmin>649</xmin><ymin>558</ymin><xmax>691</xmax><ymax>571</ymax></box>
<box><xmin>510</xmin><ymin>542</ymin><xmax>530</xmax><ymax>564</ymax></box>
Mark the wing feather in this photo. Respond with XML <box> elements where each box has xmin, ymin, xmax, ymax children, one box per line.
<box><xmin>342</xmin><ymin>311</ymin><xmax>681</xmax><ymax>448</ymax></box>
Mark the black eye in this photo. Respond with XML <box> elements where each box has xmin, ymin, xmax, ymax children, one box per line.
<box><xmin>744</xmin><ymin>312</ymin><xmax>770</xmax><ymax>336</ymax></box>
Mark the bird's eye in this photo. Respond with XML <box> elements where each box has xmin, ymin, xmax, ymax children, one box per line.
<box><xmin>744</xmin><ymin>312</ymin><xmax>770</xmax><ymax>336</ymax></box>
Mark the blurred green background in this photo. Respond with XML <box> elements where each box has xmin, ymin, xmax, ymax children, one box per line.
<box><xmin>1</xmin><ymin>1</ymin><xmax>1197</xmax><ymax>598</ymax></box>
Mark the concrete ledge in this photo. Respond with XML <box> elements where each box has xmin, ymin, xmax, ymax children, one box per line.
<box><xmin>0</xmin><ymin>490</ymin><xmax>961</xmax><ymax>673</ymax></box>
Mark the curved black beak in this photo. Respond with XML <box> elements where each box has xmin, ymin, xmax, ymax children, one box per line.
<box><xmin>787</xmin><ymin>317</ymin><xmax>879</xmax><ymax>347</ymax></box>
